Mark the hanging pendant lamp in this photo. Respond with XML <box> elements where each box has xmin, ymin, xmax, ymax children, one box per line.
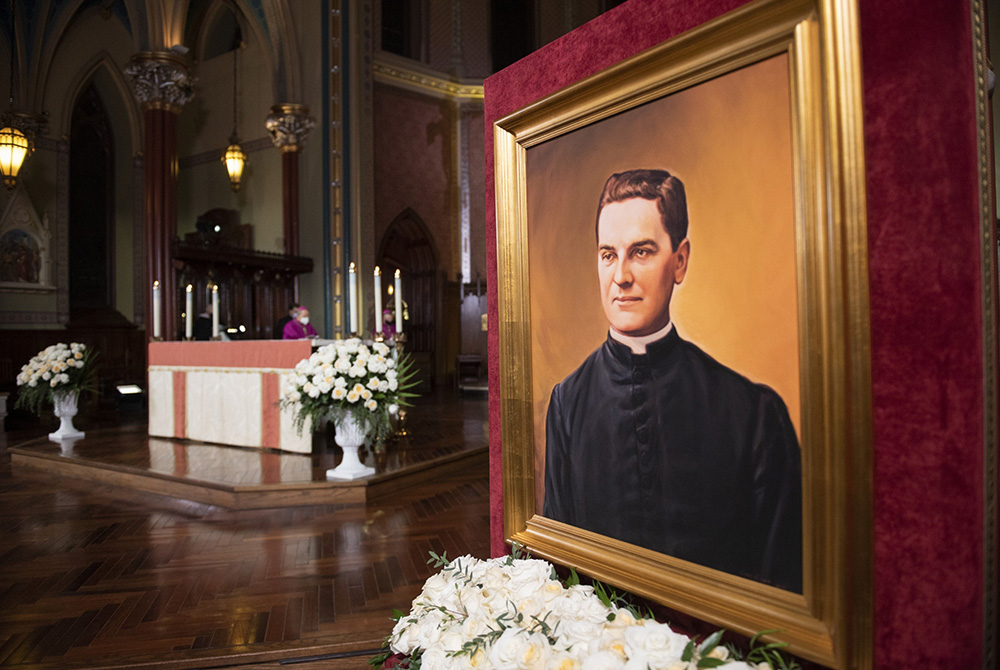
<box><xmin>2</xmin><ymin>0</ymin><xmax>29</xmax><ymax>189</ymax></box>
<box><xmin>222</xmin><ymin>43</ymin><xmax>245</xmax><ymax>191</ymax></box>
<box><xmin>0</xmin><ymin>125</ymin><xmax>28</xmax><ymax>189</ymax></box>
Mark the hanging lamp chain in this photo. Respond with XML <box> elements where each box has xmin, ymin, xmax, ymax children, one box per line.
<box><xmin>231</xmin><ymin>43</ymin><xmax>238</xmax><ymax>139</ymax></box>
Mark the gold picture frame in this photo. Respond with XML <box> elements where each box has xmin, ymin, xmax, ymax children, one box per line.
<box><xmin>493</xmin><ymin>0</ymin><xmax>871</xmax><ymax>668</ymax></box>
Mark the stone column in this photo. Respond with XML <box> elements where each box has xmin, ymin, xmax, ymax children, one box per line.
<box><xmin>125</xmin><ymin>51</ymin><xmax>193</xmax><ymax>341</ymax></box>
<box><xmin>265</xmin><ymin>104</ymin><xmax>315</xmax><ymax>257</ymax></box>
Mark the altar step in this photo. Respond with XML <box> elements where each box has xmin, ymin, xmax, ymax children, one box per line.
<box><xmin>9</xmin><ymin>424</ymin><xmax>487</xmax><ymax>509</ymax></box>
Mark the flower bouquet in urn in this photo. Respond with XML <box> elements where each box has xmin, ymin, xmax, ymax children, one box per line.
<box><xmin>280</xmin><ymin>338</ymin><xmax>417</xmax><ymax>441</ymax></box>
<box><xmin>15</xmin><ymin>342</ymin><xmax>98</xmax><ymax>416</ymax></box>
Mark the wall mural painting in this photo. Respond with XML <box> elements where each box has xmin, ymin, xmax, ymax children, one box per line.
<box><xmin>0</xmin><ymin>230</ymin><xmax>42</xmax><ymax>284</ymax></box>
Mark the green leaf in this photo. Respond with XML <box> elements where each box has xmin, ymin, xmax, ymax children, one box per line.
<box><xmin>681</xmin><ymin>640</ymin><xmax>695</xmax><ymax>663</ymax></box>
<box><xmin>698</xmin><ymin>630</ymin><xmax>724</xmax><ymax>654</ymax></box>
<box><xmin>565</xmin><ymin>567</ymin><xmax>580</xmax><ymax>587</ymax></box>
<box><xmin>390</xmin><ymin>608</ymin><xmax>405</xmax><ymax>621</ymax></box>
<box><xmin>697</xmin><ymin>659</ymin><xmax>727</xmax><ymax>669</ymax></box>
<box><xmin>368</xmin><ymin>650</ymin><xmax>391</xmax><ymax>667</ymax></box>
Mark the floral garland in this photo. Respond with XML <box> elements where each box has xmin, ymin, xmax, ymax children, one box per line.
<box><xmin>280</xmin><ymin>338</ymin><xmax>417</xmax><ymax>442</ymax></box>
<box><xmin>15</xmin><ymin>343</ymin><xmax>98</xmax><ymax>416</ymax></box>
<box><xmin>375</xmin><ymin>552</ymin><xmax>798</xmax><ymax>670</ymax></box>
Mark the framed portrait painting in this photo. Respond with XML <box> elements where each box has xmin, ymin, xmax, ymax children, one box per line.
<box><xmin>494</xmin><ymin>0</ymin><xmax>872</xmax><ymax>667</ymax></box>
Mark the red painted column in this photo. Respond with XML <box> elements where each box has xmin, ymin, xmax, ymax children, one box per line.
<box><xmin>282</xmin><ymin>148</ymin><xmax>300</xmax><ymax>256</ymax></box>
<box><xmin>126</xmin><ymin>52</ymin><xmax>193</xmax><ymax>342</ymax></box>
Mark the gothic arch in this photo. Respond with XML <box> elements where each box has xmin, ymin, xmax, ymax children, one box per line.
<box><xmin>378</xmin><ymin>207</ymin><xmax>440</xmax><ymax>273</ymax></box>
<box><xmin>377</xmin><ymin>208</ymin><xmax>441</xmax><ymax>361</ymax></box>
<box><xmin>59</xmin><ymin>55</ymin><xmax>142</xmax><ymax>152</ymax></box>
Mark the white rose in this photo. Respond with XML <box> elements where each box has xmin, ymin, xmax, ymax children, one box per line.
<box><xmin>361</xmin><ymin>389</ymin><xmax>372</xmax><ymax>400</ymax></box>
<box><xmin>547</xmin><ymin>651</ymin><xmax>582</xmax><ymax>670</ymax></box>
<box><xmin>389</xmin><ymin>617</ymin><xmax>421</xmax><ymax>654</ymax></box>
<box><xmin>580</xmin><ymin>651</ymin><xmax>626</xmax><ymax>670</ymax></box>
<box><xmin>349</xmin><ymin>365</ymin><xmax>365</xmax><ymax>378</ymax></box>
<box><xmin>346</xmin><ymin>390</ymin><xmax>360</xmax><ymax>403</ymax></box>
<box><xmin>623</xmin><ymin>623</ymin><xmax>687</xmax><ymax>669</ymax></box>
<box><xmin>367</xmin><ymin>377</ymin><xmax>381</xmax><ymax>389</ymax></box>
<box><xmin>387</xmin><ymin>369</ymin><xmax>398</xmax><ymax>380</ymax></box>
<box><xmin>556</xmin><ymin>619</ymin><xmax>607</xmax><ymax>651</ymax></box>
<box><xmin>388</xmin><ymin>379</ymin><xmax>399</xmax><ymax>391</ymax></box>
<box><xmin>420</xmin><ymin>647</ymin><xmax>462</xmax><ymax>670</ymax></box>
<box><xmin>365</xmin><ymin>399</ymin><xmax>377</xmax><ymax>411</ymax></box>
<box><xmin>335</xmin><ymin>377</ymin><xmax>347</xmax><ymax>388</ymax></box>
<box><xmin>332</xmin><ymin>387</ymin><xmax>346</xmax><ymax>400</ymax></box>
<box><xmin>488</xmin><ymin>629</ymin><xmax>550</xmax><ymax>670</ymax></box>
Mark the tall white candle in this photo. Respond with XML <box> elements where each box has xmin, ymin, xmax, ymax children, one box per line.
<box><xmin>373</xmin><ymin>266</ymin><xmax>382</xmax><ymax>334</ymax></box>
<box><xmin>152</xmin><ymin>280</ymin><xmax>161</xmax><ymax>339</ymax></box>
<box><xmin>185</xmin><ymin>284</ymin><xmax>193</xmax><ymax>339</ymax></box>
<box><xmin>348</xmin><ymin>262</ymin><xmax>358</xmax><ymax>335</ymax></box>
<box><xmin>394</xmin><ymin>269</ymin><xmax>403</xmax><ymax>335</ymax></box>
<box><xmin>211</xmin><ymin>285</ymin><xmax>219</xmax><ymax>338</ymax></box>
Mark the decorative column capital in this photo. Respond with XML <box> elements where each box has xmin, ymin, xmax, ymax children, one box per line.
<box><xmin>1</xmin><ymin>110</ymin><xmax>48</xmax><ymax>143</ymax></box>
<box><xmin>265</xmin><ymin>104</ymin><xmax>316</xmax><ymax>153</ymax></box>
<box><xmin>124</xmin><ymin>51</ymin><xmax>195</xmax><ymax>114</ymax></box>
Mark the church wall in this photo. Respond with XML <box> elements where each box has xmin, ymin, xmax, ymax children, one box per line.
<box><xmin>177</xmin><ymin>37</ymin><xmax>284</xmax><ymax>253</ymax></box>
<box><xmin>484</xmin><ymin>0</ymin><xmax>990</xmax><ymax>667</ymax></box>
<box><xmin>463</xmin><ymin>104</ymin><xmax>486</xmax><ymax>283</ymax></box>
<box><xmin>372</xmin><ymin>83</ymin><xmax>454</xmax><ymax>277</ymax></box>
<box><xmin>461</xmin><ymin>0</ymin><xmax>491</xmax><ymax>79</ymax></box>
<box><xmin>287</xmin><ymin>3</ymin><xmax>326</xmax><ymax>330</ymax></box>
<box><xmin>0</xmin><ymin>7</ymin><xmax>139</xmax><ymax>330</ymax></box>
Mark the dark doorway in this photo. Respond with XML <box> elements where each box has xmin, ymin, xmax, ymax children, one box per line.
<box><xmin>379</xmin><ymin>208</ymin><xmax>440</xmax><ymax>390</ymax></box>
<box><xmin>69</xmin><ymin>83</ymin><xmax>116</xmax><ymax>317</ymax></box>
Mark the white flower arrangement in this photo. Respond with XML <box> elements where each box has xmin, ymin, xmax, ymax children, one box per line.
<box><xmin>375</xmin><ymin>553</ymin><xmax>798</xmax><ymax>670</ymax></box>
<box><xmin>280</xmin><ymin>338</ymin><xmax>417</xmax><ymax>441</ymax></box>
<box><xmin>15</xmin><ymin>342</ymin><xmax>98</xmax><ymax>415</ymax></box>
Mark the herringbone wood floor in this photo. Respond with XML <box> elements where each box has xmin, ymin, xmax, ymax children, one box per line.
<box><xmin>0</xmin><ymin>391</ymin><xmax>490</xmax><ymax>670</ymax></box>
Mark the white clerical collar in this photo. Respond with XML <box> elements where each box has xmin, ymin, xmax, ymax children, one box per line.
<box><xmin>609</xmin><ymin>322</ymin><xmax>674</xmax><ymax>355</ymax></box>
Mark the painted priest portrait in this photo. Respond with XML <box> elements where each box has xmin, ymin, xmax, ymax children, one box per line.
<box><xmin>542</xmin><ymin>168</ymin><xmax>803</xmax><ymax>593</ymax></box>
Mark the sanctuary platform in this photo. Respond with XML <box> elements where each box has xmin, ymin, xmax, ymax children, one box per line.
<box><xmin>8</xmin><ymin>389</ymin><xmax>488</xmax><ymax>509</ymax></box>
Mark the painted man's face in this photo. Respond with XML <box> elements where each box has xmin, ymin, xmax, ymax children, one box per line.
<box><xmin>597</xmin><ymin>197</ymin><xmax>689</xmax><ymax>337</ymax></box>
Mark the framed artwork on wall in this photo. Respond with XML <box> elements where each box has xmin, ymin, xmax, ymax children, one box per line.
<box><xmin>493</xmin><ymin>0</ymin><xmax>872</xmax><ymax>667</ymax></box>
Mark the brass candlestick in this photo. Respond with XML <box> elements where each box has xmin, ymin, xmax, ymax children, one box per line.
<box><xmin>395</xmin><ymin>408</ymin><xmax>409</xmax><ymax>437</ymax></box>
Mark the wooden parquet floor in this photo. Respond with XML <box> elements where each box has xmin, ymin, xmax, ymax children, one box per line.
<box><xmin>0</xmin><ymin>390</ymin><xmax>491</xmax><ymax>670</ymax></box>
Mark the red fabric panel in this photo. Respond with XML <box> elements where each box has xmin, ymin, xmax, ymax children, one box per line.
<box><xmin>484</xmin><ymin>0</ymin><xmax>753</xmax><ymax>561</ymax></box>
<box><xmin>148</xmin><ymin>340</ymin><xmax>312</xmax><ymax>369</ymax></box>
<box><xmin>261</xmin><ymin>372</ymin><xmax>281</xmax><ymax>449</ymax></box>
<box><xmin>172</xmin><ymin>370</ymin><xmax>186</xmax><ymax>439</ymax></box>
<box><xmin>485</xmin><ymin>0</ymin><xmax>989</xmax><ymax>666</ymax></box>
<box><xmin>860</xmin><ymin>0</ymin><xmax>984</xmax><ymax>667</ymax></box>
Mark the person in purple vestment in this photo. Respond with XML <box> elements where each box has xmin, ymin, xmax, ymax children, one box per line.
<box><xmin>283</xmin><ymin>306</ymin><xmax>318</xmax><ymax>339</ymax></box>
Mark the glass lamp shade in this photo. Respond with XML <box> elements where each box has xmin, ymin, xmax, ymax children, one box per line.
<box><xmin>0</xmin><ymin>126</ymin><xmax>29</xmax><ymax>189</ymax></box>
<box><xmin>222</xmin><ymin>142</ymin><xmax>246</xmax><ymax>191</ymax></box>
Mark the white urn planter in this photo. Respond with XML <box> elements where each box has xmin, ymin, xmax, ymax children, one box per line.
<box><xmin>326</xmin><ymin>412</ymin><xmax>376</xmax><ymax>480</ymax></box>
<box><xmin>49</xmin><ymin>390</ymin><xmax>85</xmax><ymax>442</ymax></box>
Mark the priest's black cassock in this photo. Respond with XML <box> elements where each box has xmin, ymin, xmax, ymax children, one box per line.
<box><xmin>543</xmin><ymin>328</ymin><xmax>803</xmax><ymax>593</ymax></box>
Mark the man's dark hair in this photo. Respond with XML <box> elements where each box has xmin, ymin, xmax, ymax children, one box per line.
<box><xmin>595</xmin><ymin>169</ymin><xmax>688</xmax><ymax>250</ymax></box>
<box><xmin>288</xmin><ymin>302</ymin><xmax>301</xmax><ymax>312</ymax></box>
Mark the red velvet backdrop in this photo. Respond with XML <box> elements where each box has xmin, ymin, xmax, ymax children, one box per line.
<box><xmin>484</xmin><ymin>0</ymin><xmax>988</xmax><ymax>668</ymax></box>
